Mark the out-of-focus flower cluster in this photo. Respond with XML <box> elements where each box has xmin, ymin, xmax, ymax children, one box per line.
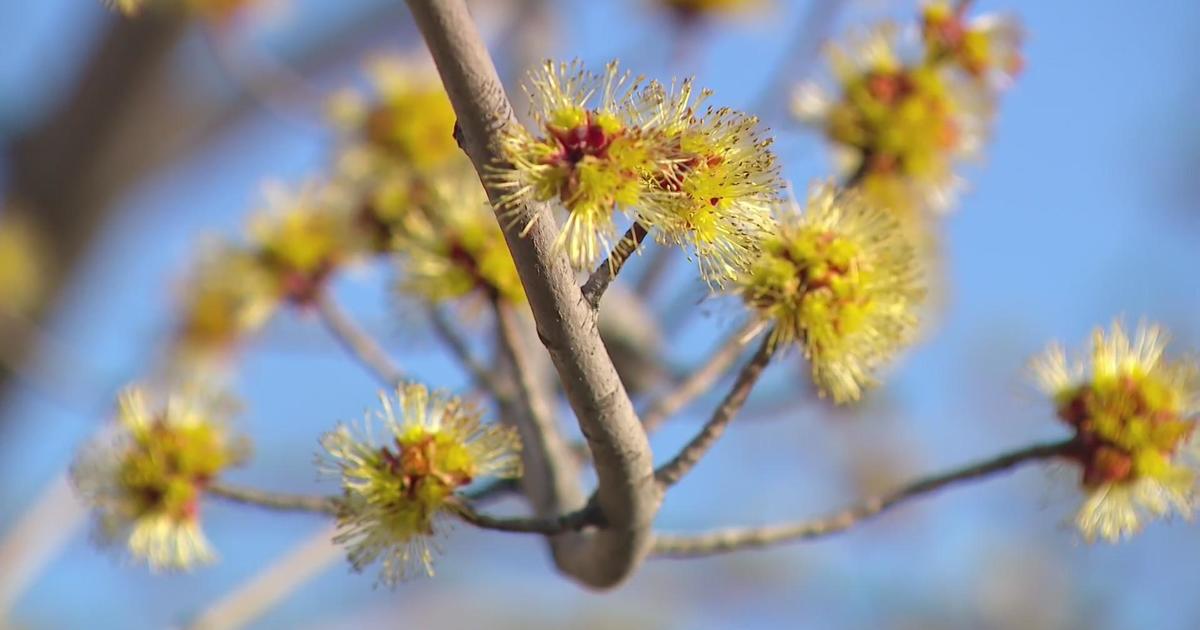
<box><xmin>739</xmin><ymin>182</ymin><xmax>924</xmax><ymax>402</ymax></box>
<box><xmin>330</xmin><ymin>58</ymin><xmax>524</xmax><ymax>305</ymax></box>
<box><xmin>71</xmin><ymin>386</ymin><xmax>249</xmax><ymax>571</ymax></box>
<box><xmin>320</xmin><ymin>383</ymin><xmax>522</xmax><ymax>584</ymax></box>
<box><xmin>1034</xmin><ymin>322</ymin><xmax>1200</xmax><ymax>543</ymax></box>
<box><xmin>494</xmin><ymin>59</ymin><xmax>779</xmax><ymax>285</ymax></box>
<box><xmin>793</xmin><ymin>1</ymin><xmax>1021</xmax><ymax>228</ymax></box>
<box><xmin>105</xmin><ymin>0</ymin><xmax>258</xmax><ymax>20</ymax></box>
<box><xmin>0</xmin><ymin>212</ymin><xmax>47</xmax><ymax>321</ymax></box>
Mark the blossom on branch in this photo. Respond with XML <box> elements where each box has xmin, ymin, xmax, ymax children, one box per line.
<box><xmin>1033</xmin><ymin>321</ymin><xmax>1200</xmax><ymax>543</ymax></box>
<box><xmin>738</xmin><ymin>182</ymin><xmax>924</xmax><ymax>403</ymax></box>
<box><xmin>320</xmin><ymin>383</ymin><xmax>522</xmax><ymax>584</ymax></box>
<box><xmin>70</xmin><ymin>386</ymin><xmax>249</xmax><ymax>571</ymax></box>
<box><xmin>792</xmin><ymin>23</ymin><xmax>994</xmax><ymax>221</ymax></box>
<box><xmin>921</xmin><ymin>0</ymin><xmax>1024</xmax><ymax>89</ymax></box>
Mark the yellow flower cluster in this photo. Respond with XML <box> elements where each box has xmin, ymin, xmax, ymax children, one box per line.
<box><xmin>106</xmin><ymin>0</ymin><xmax>256</xmax><ymax>20</ymax></box>
<box><xmin>1034</xmin><ymin>322</ymin><xmax>1199</xmax><ymax>543</ymax></box>
<box><xmin>331</xmin><ymin>57</ymin><xmax>524</xmax><ymax>304</ymax></box>
<box><xmin>658</xmin><ymin>0</ymin><xmax>761</xmax><ymax>19</ymax></box>
<box><xmin>738</xmin><ymin>182</ymin><xmax>924</xmax><ymax>403</ymax></box>
<box><xmin>71</xmin><ymin>386</ymin><xmax>248</xmax><ymax>571</ymax></box>
<box><xmin>793</xmin><ymin>2</ymin><xmax>1020</xmax><ymax>223</ymax></box>
<box><xmin>494</xmin><ymin>59</ymin><xmax>779</xmax><ymax>284</ymax></box>
<box><xmin>320</xmin><ymin>383</ymin><xmax>522</xmax><ymax>584</ymax></box>
<box><xmin>170</xmin><ymin>182</ymin><xmax>358</xmax><ymax>366</ymax></box>
<box><xmin>0</xmin><ymin>212</ymin><xmax>46</xmax><ymax>320</ymax></box>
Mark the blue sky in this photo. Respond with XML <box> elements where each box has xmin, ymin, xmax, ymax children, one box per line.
<box><xmin>2</xmin><ymin>0</ymin><xmax>1199</xmax><ymax>628</ymax></box>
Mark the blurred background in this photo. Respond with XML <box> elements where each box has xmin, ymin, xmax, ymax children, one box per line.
<box><xmin>1</xmin><ymin>0</ymin><xmax>1199</xmax><ymax>628</ymax></box>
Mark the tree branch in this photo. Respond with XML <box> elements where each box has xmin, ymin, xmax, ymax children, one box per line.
<box><xmin>581</xmin><ymin>222</ymin><xmax>650</xmax><ymax>309</ymax></box>
<box><xmin>655</xmin><ymin>333</ymin><xmax>776</xmax><ymax>488</ymax></box>
<box><xmin>651</xmin><ymin>439</ymin><xmax>1073</xmax><ymax>557</ymax></box>
<box><xmin>314</xmin><ymin>291</ymin><xmax>403</xmax><ymax>387</ymax></box>
<box><xmin>404</xmin><ymin>0</ymin><xmax>659</xmax><ymax>588</ymax></box>
<box><xmin>452</xmin><ymin>501</ymin><xmax>598</xmax><ymax>536</ymax></box>
<box><xmin>206</xmin><ymin>483</ymin><xmax>338</xmax><ymax>515</ymax></box>
<box><xmin>206</xmin><ymin>481</ymin><xmax>594</xmax><ymax>536</ymax></box>
<box><xmin>641</xmin><ymin>320</ymin><xmax>766</xmax><ymax>432</ymax></box>
<box><xmin>426</xmin><ymin>305</ymin><xmax>509</xmax><ymax>403</ymax></box>
<box><xmin>492</xmin><ymin>299</ymin><xmax>587</xmax><ymax>522</ymax></box>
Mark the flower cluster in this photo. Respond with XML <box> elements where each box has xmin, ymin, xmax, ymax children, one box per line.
<box><xmin>320</xmin><ymin>383</ymin><xmax>522</xmax><ymax>584</ymax></box>
<box><xmin>738</xmin><ymin>182</ymin><xmax>924</xmax><ymax>403</ymax></box>
<box><xmin>105</xmin><ymin>0</ymin><xmax>256</xmax><ymax>20</ymax></box>
<box><xmin>330</xmin><ymin>57</ymin><xmax>524</xmax><ymax>305</ymax></box>
<box><xmin>494</xmin><ymin>59</ymin><xmax>779</xmax><ymax>284</ymax></box>
<box><xmin>1034</xmin><ymin>322</ymin><xmax>1200</xmax><ymax>543</ymax></box>
<box><xmin>167</xmin><ymin>182</ymin><xmax>359</xmax><ymax>367</ymax></box>
<box><xmin>793</xmin><ymin>3</ymin><xmax>1020</xmax><ymax>223</ymax></box>
<box><xmin>658</xmin><ymin>0</ymin><xmax>762</xmax><ymax>21</ymax></box>
<box><xmin>0</xmin><ymin>212</ymin><xmax>45</xmax><ymax>320</ymax></box>
<box><xmin>71</xmin><ymin>386</ymin><xmax>248</xmax><ymax>571</ymax></box>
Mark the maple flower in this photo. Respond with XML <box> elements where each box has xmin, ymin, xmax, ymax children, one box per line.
<box><xmin>492</xmin><ymin>59</ymin><xmax>659</xmax><ymax>268</ymax></box>
<box><xmin>921</xmin><ymin>0</ymin><xmax>1024</xmax><ymax>89</ymax></box>
<box><xmin>792</xmin><ymin>24</ymin><xmax>991</xmax><ymax>221</ymax></box>
<box><xmin>247</xmin><ymin>182</ymin><xmax>359</xmax><ymax>305</ymax></box>
<box><xmin>71</xmin><ymin>386</ymin><xmax>249</xmax><ymax>571</ymax></box>
<box><xmin>640</xmin><ymin>79</ymin><xmax>779</xmax><ymax>285</ymax></box>
<box><xmin>738</xmin><ymin>182</ymin><xmax>924</xmax><ymax>403</ymax></box>
<box><xmin>170</xmin><ymin>243</ymin><xmax>278</xmax><ymax>365</ymax></box>
<box><xmin>394</xmin><ymin>165</ymin><xmax>525</xmax><ymax>304</ymax></box>
<box><xmin>1033</xmin><ymin>321</ymin><xmax>1200</xmax><ymax>543</ymax></box>
<box><xmin>320</xmin><ymin>383</ymin><xmax>522</xmax><ymax>584</ymax></box>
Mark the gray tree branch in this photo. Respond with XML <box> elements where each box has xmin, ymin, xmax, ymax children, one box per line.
<box><xmin>403</xmin><ymin>0</ymin><xmax>659</xmax><ymax>588</ymax></box>
<box><xmin>651</xmin><ymin>439</ymin><xmax>1073</xmax><ymax>557</ymax></box>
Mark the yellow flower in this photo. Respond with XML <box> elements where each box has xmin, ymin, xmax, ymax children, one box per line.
<box><xmin>493</xmin><ymin>60</ymin><xmax>658</xmax><ymax>268</ymax></box>
<box><xmin>320</xmin><ymin>383</ymin><xmax>522</xmax><ymax>584</ymax></box>
<box><xmin>70</xmin><ymin>386</ymin><xmax>249</xmax><ymax>571</ymax></box>
<box><xmin>330</xmin><ymin>57</ymin><xmax>459</xmax><ymax>173</ymax></box>
<box><xmin>394</xmin><ymin>165</ymin><xmax>525</xmax><ymax>305</ymax></box>
<box><xmin>247</xmin><ymin>182</ymin><xmax>359</xmax><ymax>304</ymax></box>
<box><xmin>738</xmin><ymin>182</ymin><xmax>924</xmax><ymax>403</ymax></box>
<box><xmin>171</xmin><ymin>243</ymin><xmax>278</xmax><ymax>365</ymax></box>
<box><xmin>792</xmin><ymin>24</ymin><xmax>991</xmax><ymax>220</ymax></box>
<box><xmin>0</xmin><ymin>212</ymin><xmax>46</xmax><ymax>319</ymax></box>
<box><xmin>640</xmin><ymin>80</ymin><xmax>779</xmax><ymax>285</ymax></box>
<box><xmin>1032</xmin><ymin>321</ymin><xmax>1200</xmax><ymax>543</ymax></box>
<box><xmin>329</xmin><ymin>56</ymin><xmax>469</xmax><ymax>253</ymax></box>
<box><xmin>658</xmin><ymin>0</ymin><xmax>762</xmax><ymax>19</ymax></box>
<box><xmin>105</xmin><ymin>0</ymin><xmax>256</xmax><ymax>19</ymax></box>
<box><xmin>921</xmin><ymin>1</ymin><xmax>1024</xmax><ymax>89</ymax></box>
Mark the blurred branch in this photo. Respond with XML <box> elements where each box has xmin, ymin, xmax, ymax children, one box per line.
<box><xmin>581</xmin><ymin>222</ymin><xmax>649</xmax><ymax>309</ymax></box>
<box><xmin>651</xmin><ymin>439</ymin><xmax>1074</xmax><ymax>557</ymax></box>
<box><xmin>426</xmin><ymin>305</ymin><xmax>509</xmax><ymax>402</ymax></box>
<box><xmin>0</xmin><ymin>474</ymin><xmax>86</xmax><ymax>620</ymax></box>
<box><xmin>492</xmin><ymin>301</ymin><xmax>584</xmax><ymax>509</ymax></box>
<box><xmin>654</xmin><ymin>333</ymin><xmax>776</xmax><ymax>488</ymax></box>
<box><xmin>404</xmin><ymin>0</ymin><xmax>659</xmax><ymax>588</ymax></box>
<box><xmin>187</xmin><ymin>524</ymin><xmax>342</xmax><ymax>630</ymax></box>
<box><xmin>315</xmin><ymin>291</ymin><xmax>404</xmax><ymax>387</ymax></box>
<box><xmin>206</xmin><ymin>482</ymin><xmax>338</xmax><ymax>515</ymax></box>
<box><xmin>640</xmin><ymin>319</ymin><xmax>766</xmax><ymax>432</ymax></box>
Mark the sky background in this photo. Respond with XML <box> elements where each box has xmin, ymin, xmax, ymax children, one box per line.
<box><xmin>2</xmin><ymin>0</ymin><xmax>1200</xmax><ymax>628</ymax></box>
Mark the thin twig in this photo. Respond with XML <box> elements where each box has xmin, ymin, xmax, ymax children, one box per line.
<box><xmin>655</xmin><ymin>334</ymin><xmax>777</xmax><ymax>488</ymax></box>
<box><xmin>461</xmin><ymin>478</ymin><xmax>520</xmax><ymax>503</ymax></box>
<box><xmin>452</xmin><ymin>501</ymin><xmax>597</xmax><ymax>536</ymax></box>
<box><xmin>314</xmin><ymin>292</ymin><xmax>403</xmax><ymax>387</ymax></box>
<box><xmin>641</xmin><ymin>320</ymin><xmax>767</xmax><ymax>432</ymax></box>
<box><xmin>426</xmin><ymin>305</ymin><xmax>510</xmax><ymax>402</ymax></box>
<box><xmin>206</xmin><ymin>483</ymin><xmax>339</xmax><ymax>516</ymax></box>
<box><xmin>493</xmin><ymin>299</ymin><xmax>587</xmax><ymax>517</ymax></box>
<box><xmin>651</xmin><ymin>439</ymin><xmax>1073</xmax><ymax>557</ymax></box>
<box><xmin>581</xmin><ymin>223</ymin><xmax>650</xmax><ymax>309</ymax></box>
